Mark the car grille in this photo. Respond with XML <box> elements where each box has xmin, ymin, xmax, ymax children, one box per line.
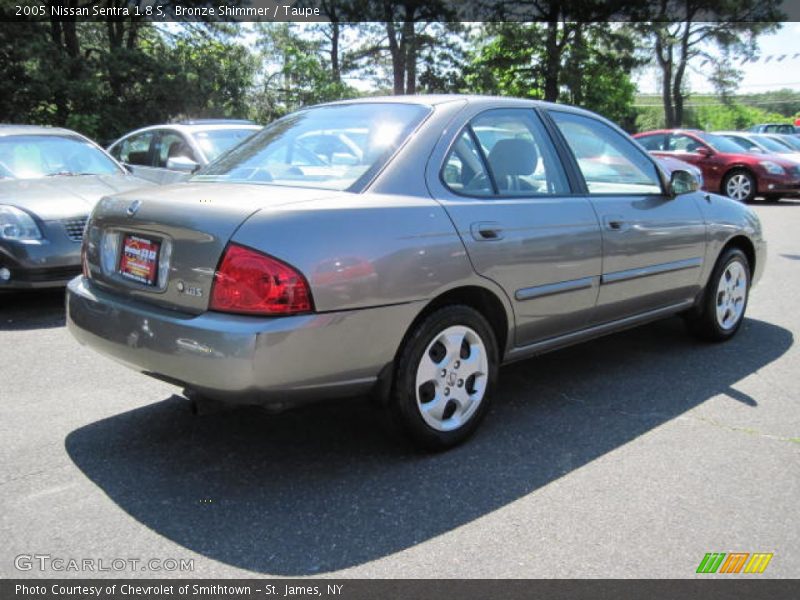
<box><xmin>63</xmin><ymin>217</ymin><xmax>88</xmax><ymax>242</ymax></box>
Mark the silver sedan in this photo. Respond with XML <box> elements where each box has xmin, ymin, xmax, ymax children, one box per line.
<box><xmin>66</xmin><ymin>96</ymin><xmax>766</xmax><ymax>450</ymax></box>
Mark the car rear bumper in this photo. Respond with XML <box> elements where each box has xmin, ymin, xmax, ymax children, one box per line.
<box><xmin>66</xmin><ymin>276</ymin><xmax>422</xmax><ymax>407</ymax></box>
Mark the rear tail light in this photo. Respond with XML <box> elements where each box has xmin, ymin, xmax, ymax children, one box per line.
<box><xmin>209</xmin><ymin>243</ymin><xmax>313</xmax><ymax>315</ymax></box>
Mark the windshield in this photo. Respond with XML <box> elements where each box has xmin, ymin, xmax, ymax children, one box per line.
<box><xmin>696</xmin><ymin>132</ymin><xmax>751</xmax><ymax>154</ymax></box>
<box><xmin>0</xmin><ymin>135</ymin><xmax>122</xmax><ymax>179</ymax></box>
<box><xmin>192</xmin><ymin>128</ymin><xmax>260</xmax><ymax>162</ymax></box>
<box><xmin>752</xmin><ymin>134</ymin><xmax>794</xmax><ymax>154</ymax></box>
<box><xmin>194</xmin><ymin>103</ymin><xmax>431</xmax><ymax>191</ymax></box>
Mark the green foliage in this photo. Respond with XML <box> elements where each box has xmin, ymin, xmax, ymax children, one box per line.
<box><xmin>250</xmin><ymin>23</ymin><xmax>359</xmax><ymax>122</ymax></box>
<box><xmin>693</xmin><ymin>103</ymin><xmax>788</xmax><ymax>131</ymax></box>
<box><xmin>0</xmin><ymin>21</ymin><xmax>257</xmax><ymax>143</ymax></box>
<box><xmin>464</xmin><ymin>23</ymin><xmax>640</xmax><ymax>127</ymax></box>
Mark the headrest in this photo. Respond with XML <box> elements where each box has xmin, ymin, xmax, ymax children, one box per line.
<box><xmin>487</xmin><ymin>138</ymin><xmax>538</xmax><ymax>177</ymax></box>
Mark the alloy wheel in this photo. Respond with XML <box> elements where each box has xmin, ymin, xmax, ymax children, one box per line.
<box><xmin>726</xmin><ymin>173</ymin><xmax>752</xmax><ymax>202</ymax></box>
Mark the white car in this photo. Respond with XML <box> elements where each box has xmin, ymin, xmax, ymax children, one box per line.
<box><xmin>714</xmin><ymin>131</ymin><xmax>800</xmax><ymax>164</ymax></box>
<box><xmin>107</xmin><ymin>120</ymin><xmax>262</xmax><ymax>184</ymax></box>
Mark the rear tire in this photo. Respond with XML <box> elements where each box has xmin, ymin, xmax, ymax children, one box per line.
<box><xmin>390</xmin><ymin>305</ymin><xmax>499</xmax><ymax>451</ymax></box>
<box><xmin>722</xmin><ymin>170</ymin><xmax>756</xmax><ymax>203</ymax></box>
<box><xmin>686</xmin><ymin>247</ymin><xmax>750</xmax><ymax>342</ymax></box>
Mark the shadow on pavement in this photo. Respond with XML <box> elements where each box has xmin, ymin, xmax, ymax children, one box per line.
<box><xmin>65</xmin><ymin>316</ymin><xmax>792</xmax><ymax>575</ymax></box>
<box><xmin>0</xmin><ymin>289</ymin><xmax>66</xmax><ymax>330</ymax></box>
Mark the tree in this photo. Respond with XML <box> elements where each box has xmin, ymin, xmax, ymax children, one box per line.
<box><xmin>0</xmin><ymin>14</ymin><xmax>257</xmax><ymax>143</ymax></box>
<box><xmin>251</xmin><ymin>23</ymin><xmax>358</xmax><ymax>121</ymax></box>
<box><xmin>465</xmin><ymin>22</ymin><xmax>642</xmax><ymax>127</ymax></box>
<box><xmin>637</xmin><ymin>0</ymin><xmax>783</xmax><ymax>128</ymax></box>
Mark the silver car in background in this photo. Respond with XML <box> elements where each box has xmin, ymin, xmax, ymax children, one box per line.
<box><xmin>67</xmin><ymin>96</ymin><xmax>765</xmax><ymax>450</ymax></box>
<box><xmin>107</xmin><ymin>120</ymin><xmax>262</xmax><ymax>185</ymax></box>
<box><xmin>0</xmin><ymin>125</ymin><xmax>152</xmax><ymax>289</ymax></box>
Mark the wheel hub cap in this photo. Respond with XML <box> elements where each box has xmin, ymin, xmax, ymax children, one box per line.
<box><xmin>415</xmin><ymin>325</ymin><xmax>489</xmax><ymax>432</ymax></box>
<box><xmin>715</xmin><ymin>260</ymin><xmax>747</xmax><ymax>330</ymax></box>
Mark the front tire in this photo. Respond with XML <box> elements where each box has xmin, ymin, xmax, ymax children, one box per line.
<box><xmin>722</xmin><ymin>170</ymin><xmax>757</xmax><ymax>203</ymax></box>
<box><xmin>390</xmin><ymin>305</ymin><xmax>499</xmax><ymax>450</ymax></box>
<box><xmin>686</xmin><ymin>247</ymin><xmax>750</xmax><ymax>342</ymax></box>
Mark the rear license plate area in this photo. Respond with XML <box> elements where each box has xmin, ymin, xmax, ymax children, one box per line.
<box><xmin>119</xmin><ymin>234</ymin><xmax>161</xmax><ymax>286</ymax></box>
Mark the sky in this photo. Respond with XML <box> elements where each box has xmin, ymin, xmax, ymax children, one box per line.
<box><xmin>634</xmin><ymin>23</ymin><xmax>800</xmax><ymax>95</ymax></box>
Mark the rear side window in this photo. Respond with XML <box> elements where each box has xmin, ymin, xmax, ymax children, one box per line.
<box><xmin>442</xmin><ymin>130</ymin><xmax>493</xmax><ymax>196</ymax></box>
<box><xmin>552</xmin><ymin>111</ymin><xmax>662</xmax><ymax>195</ymax></box>
<box><xmin>442</xmin><ymin>109</ymin><xmax>569</xmax><ymax>197</ymax></box>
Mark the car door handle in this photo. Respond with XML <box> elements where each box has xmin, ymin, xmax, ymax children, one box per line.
<box><xmin>603</xmin><ymin>216</ymin><xmax>628</xmax><ymax>232</ymax></box>
<box><xmin>470</xmin><ymin>222</ymin><xmax>504</xmax><ymax>241</ymax></box>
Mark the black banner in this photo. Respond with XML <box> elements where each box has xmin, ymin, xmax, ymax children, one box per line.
<box><xmin>0</xmin><ymin>0</ymin><xmax>793</xmax><ymax>23</ymax></box>
<box><xmin>3</xmin><ymin>579</ymin><xmax>800</xmax><ymax>600</ymax></box>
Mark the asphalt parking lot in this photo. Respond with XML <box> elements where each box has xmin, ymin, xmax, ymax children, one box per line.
<box><xmin>1</xmin><ymin>201</ymin><xmax>798</xmax><ymax>579</ymax></box>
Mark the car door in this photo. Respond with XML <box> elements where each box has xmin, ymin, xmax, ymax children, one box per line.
<box><xmin>549</xmin><ymin>110</ymin><xmax>707</xmax><ymax>324</ymax></box>
<box><xmin>429</xmin><ymin>107</ymin><xmax>603</xmax><ymax>347</ymax></box>
<box><xmin>109</xmin><ymin>131</ymin><xmax>158</xmax><ymax>182</ymax></box>
<box><xmin>151</xmin><ymin>130</ymin><xmax>199</xmax><ymax>184</ymax></box>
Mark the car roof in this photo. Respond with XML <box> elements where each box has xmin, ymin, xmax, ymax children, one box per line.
<box><xmin>320</xmin><ymin>93</ymin><xmax>591</xmax><ymax>114</ymax></box>
<box><xmin>634</xmin><ymin>129</ymin><xmax>703</xmax><ymax>135</ymax></box>
<box><xmin>713</xmin><ymin>131</ymin><xmax>754</xmax><ymax>136</ymax></box>
<box><xmin>110</xmin><ymin>122</ymin><xmax>262</xmax><ymax>142</ymax></box>
<box><xmin>0</xmin><ymin>124</ymin><xmax>82</xmax><ymax>137</ymax></box>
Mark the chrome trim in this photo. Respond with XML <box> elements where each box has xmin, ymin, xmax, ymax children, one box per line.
<box><xmin>601</xmin><ymin>257</ymin><xmax>703</xmax><ymax>285</ymax></box>
<box><xmin>515</xmin><ymin>276</ymin><xmax>596</xmax><ymax>301</ymax></box>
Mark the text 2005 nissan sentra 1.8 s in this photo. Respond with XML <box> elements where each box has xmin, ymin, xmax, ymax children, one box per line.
<box><xmin>66</xmin><ymin>96</ymin><xmax>765</xmax><ymax>450</ymax></box>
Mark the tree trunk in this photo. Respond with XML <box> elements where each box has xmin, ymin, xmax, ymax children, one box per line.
<box><xmin>403</xmin><ymin>19</ymin><xmax>416</xmax><ymax>94</ymax></box>
<box><xmin>330</xmin><ymin>21</ymin><xmax>341</xmax><ymax>84</ymax></box>
<box><xmin>386</xmin><ymin>20</ymin><xmax>405</xmax><ymax>95</ymax></box>
<box><xmin>543</xmin><ymin>18</ymin><xmax>560</xmax><ymax>102</ymax></box>
<box><xmin>671</xmin><ymin>22</ymin><xmax>692</xmax><ymax>128</ymax></box>
<box><xmin>569</xmin><ymin>23</ymin><xmax>585</xmax><ymax>106</ymax></box>
<box><xmin>655</xmin><ymin>32</ymin><xmax>676</xmax><ymax>128</ymax></box>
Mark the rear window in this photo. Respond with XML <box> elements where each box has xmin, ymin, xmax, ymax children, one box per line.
<box><xmin>194</xmin><ymin>104</ymin><xmax>430</xmax><ymax>191</ymax></box>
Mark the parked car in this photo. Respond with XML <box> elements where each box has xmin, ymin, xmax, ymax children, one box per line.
<box><xmin>67</xmin><ymin>96</ymin><xmax>765</xmax><ymax>450</ymax></box>
<box><xmin>761</xmin><ymin>132</ymin><xmax>800</xmax><ymax>152</ymax></box>
<box><xmin>0</xmin><ymin>125</ymin><xmax>152</xmax><ymax>290</ymax></box>
<box><xmin>634</xmin><ymin>129</ymin><xmax>800</xmax><ymax>202</ymax></box>
<box><xmin>107</xmin><ymin>120</ymin><xmax>262</xmax><ymax>184</ymax></box>
<box><xmin>713</xmin><ymin>130</ymin><xmax>800</xmax><ymax>164</ymax></box>
<box><xmin>747</xmin><ymin>123</ymin><xmax>798</xmax><ymax>135</ymax></box>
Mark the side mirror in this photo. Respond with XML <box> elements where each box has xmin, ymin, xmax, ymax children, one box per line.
<box><xmin>166</xmin><ymin>155</ymin><xmax>200</xmax><ymax>173</ymax></box>
<box><xmin>669</xmin><ymin>169</ymin><xmax>701</xmax><ymax>196</ymax></box>
<box><xmin>697</xmin><ymin>146</ymin><xmax>714</xmax><ymax>157</ymax></box>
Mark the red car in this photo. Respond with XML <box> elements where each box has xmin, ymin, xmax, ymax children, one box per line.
<box><xmin>634</xmin><ymin>129</ymin><xmax>800</xmax><ymax>202</ymax></box>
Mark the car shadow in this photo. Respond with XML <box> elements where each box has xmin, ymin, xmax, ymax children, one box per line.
<box><xmin>0</xmin><ymin>289</ymin><xmax>66</xmax><ymax>330</ymax></box>
<box><xmin>65</xmin><ymin>316</ymin><xmax>792</xmax><ymax>575</ymax></box>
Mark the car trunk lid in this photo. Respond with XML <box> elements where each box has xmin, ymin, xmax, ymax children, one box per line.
<box><xmin>84</xmin><ymin>183</ymin><xmax>329</xmax><ymax>314</ymax></box>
